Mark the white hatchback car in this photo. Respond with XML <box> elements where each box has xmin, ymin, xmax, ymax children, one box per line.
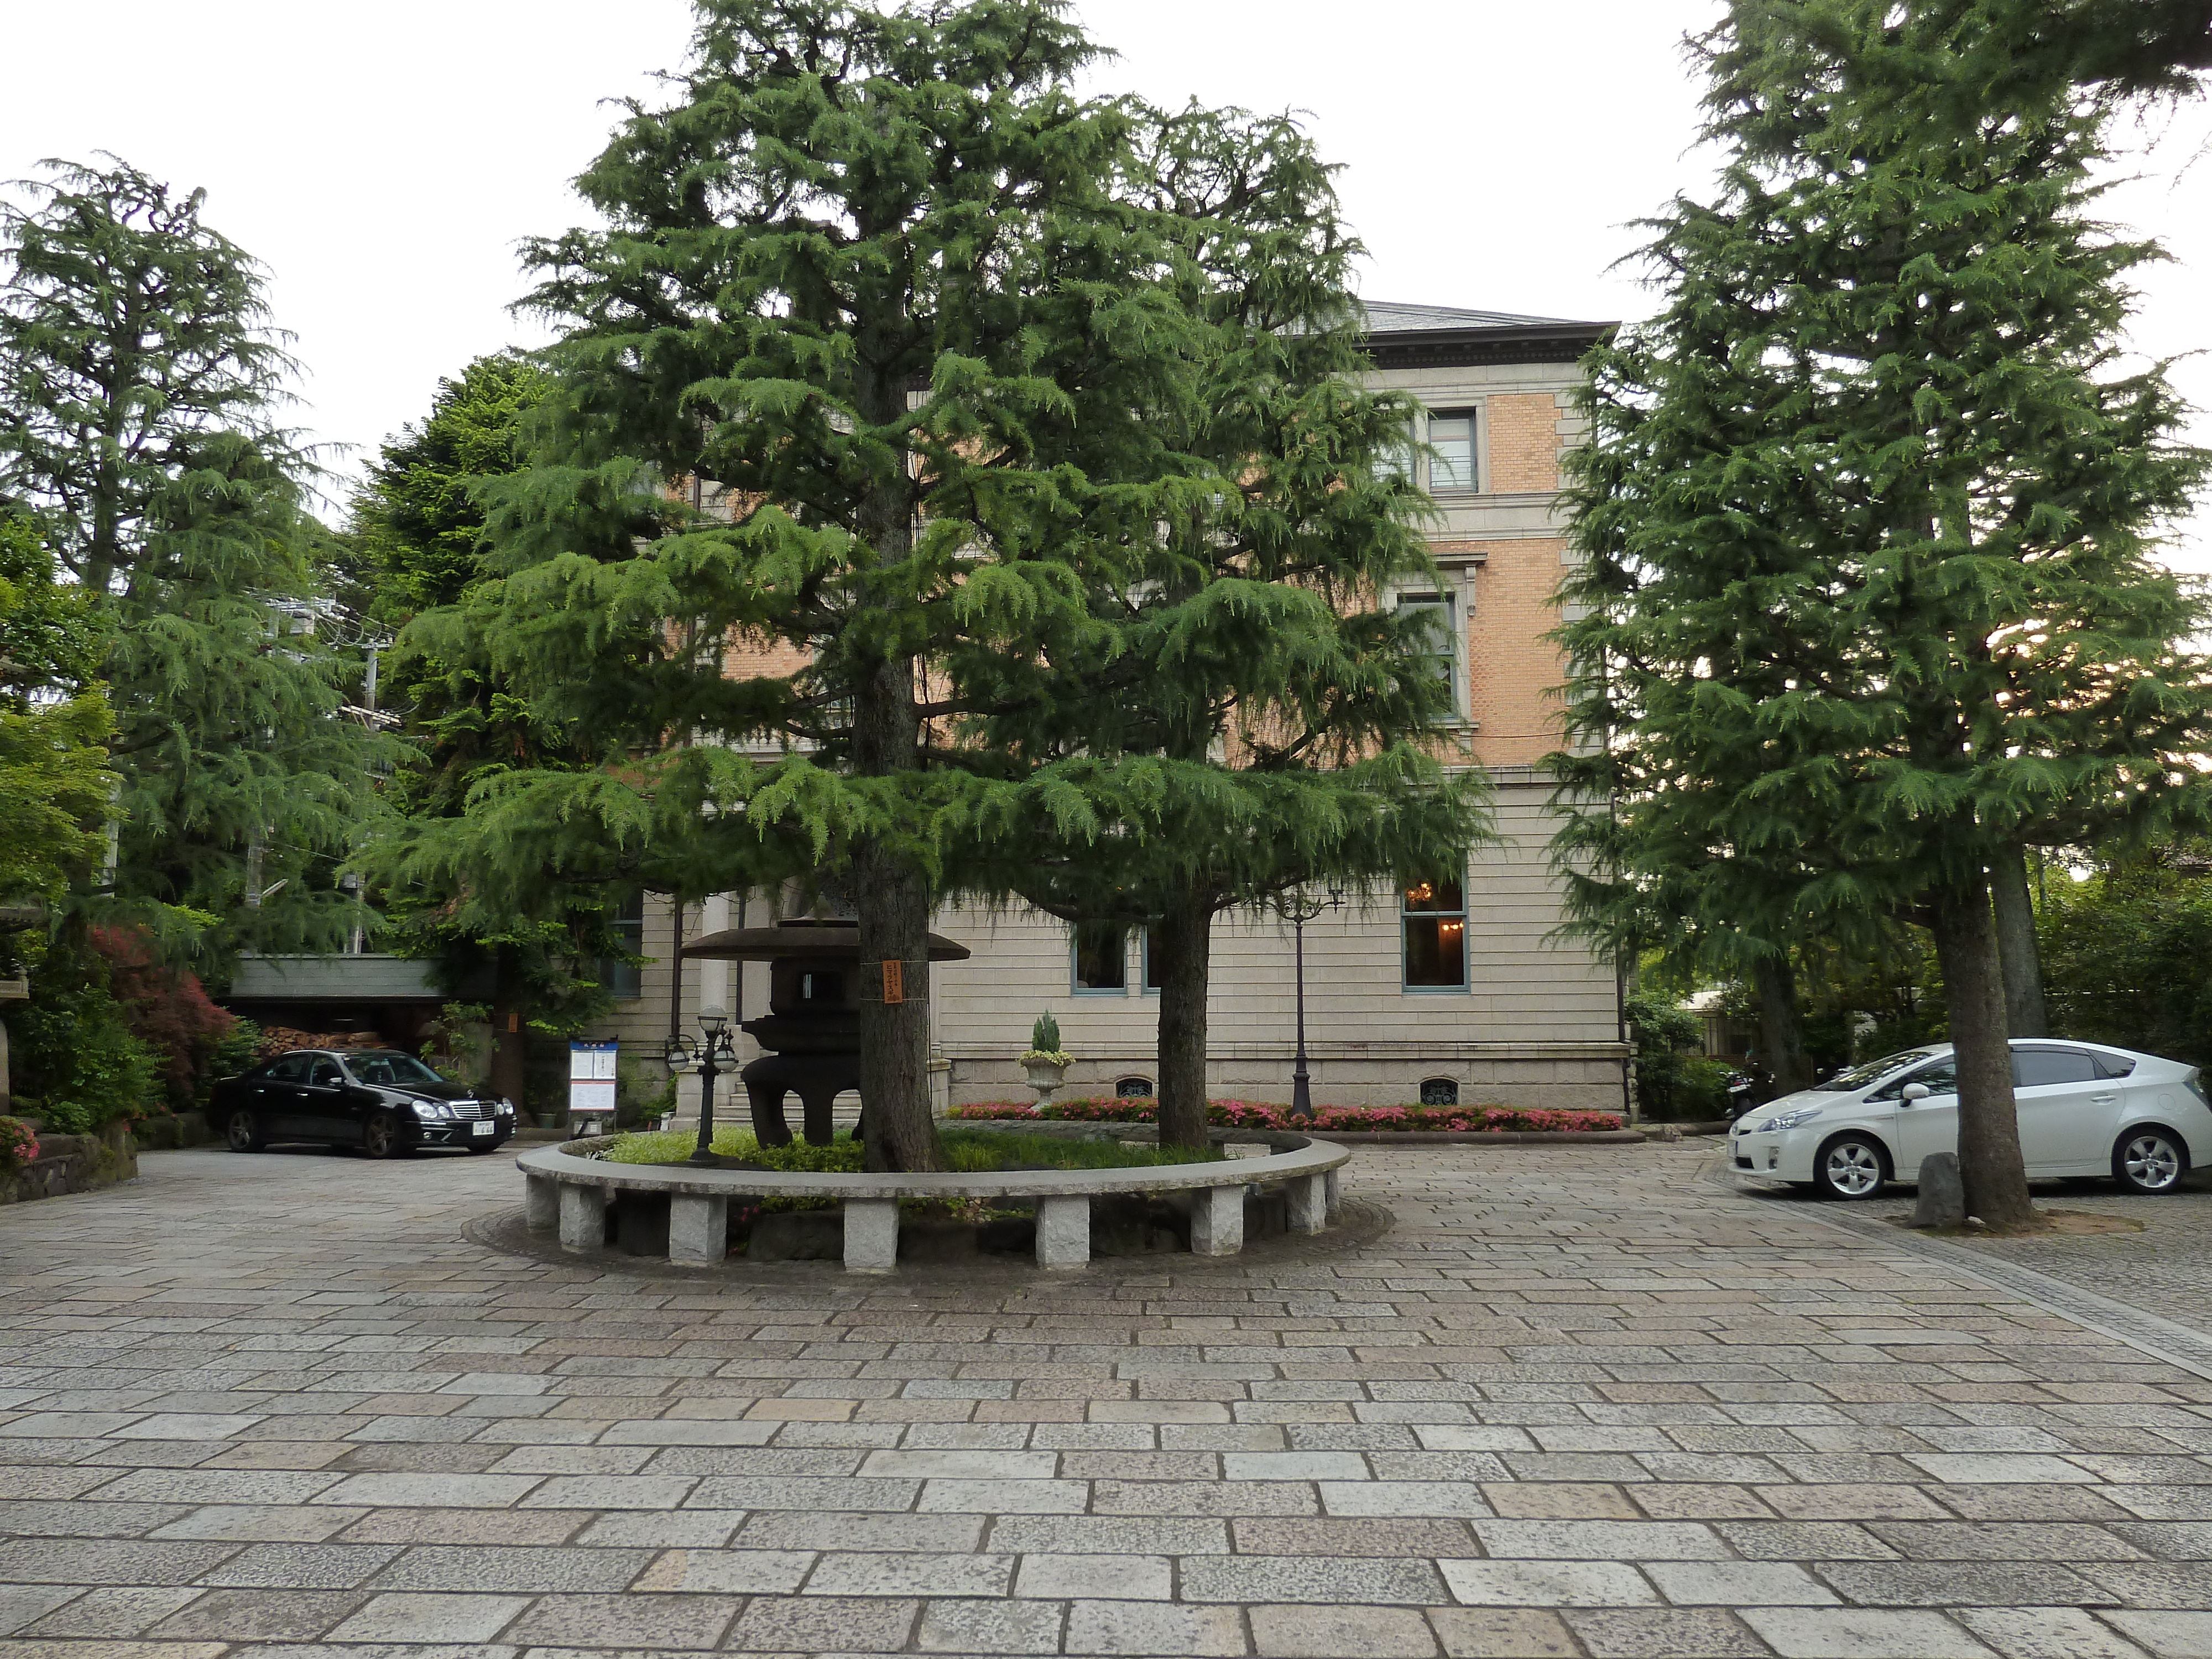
<box><xmin>1730</xmin><ymin>1039</ymin><xmax>2212</xmax><ymax>1200</ymax></box>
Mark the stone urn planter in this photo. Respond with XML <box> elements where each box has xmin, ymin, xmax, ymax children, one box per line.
<box><xmin>1021</xmin><ymin>1053</ymin><xmax>1071</xmax><ymax>1106</ymax></box>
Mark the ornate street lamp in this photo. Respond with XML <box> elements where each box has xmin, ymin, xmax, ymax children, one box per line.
<box><xmin>1275</xmin><ymin>885</ymin><xmax>1345</xmax><ymax>1120</ymax></box>
<box><xmin>663</xmin><ymin>1004</ymin><xmax>738</xmax><ymax>1166</ymax></box>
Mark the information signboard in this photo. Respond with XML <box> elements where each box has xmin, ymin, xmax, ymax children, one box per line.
<box><xmin>568</xmin><ymin>1040</ymin><xmax>618</xmax><ymax>1133</ymax></box>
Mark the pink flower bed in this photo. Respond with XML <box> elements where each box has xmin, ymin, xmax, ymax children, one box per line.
<box><xmin>947</xmin><ymin>1098</ymin><xmax>1623</xmax><ymax>1134</ymax></box>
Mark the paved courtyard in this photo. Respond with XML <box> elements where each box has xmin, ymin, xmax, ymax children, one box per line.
<box><xmin>6</xmin><ymin>1141</ymin><xmax>2212</xmax><ymax>1658</ymax></box>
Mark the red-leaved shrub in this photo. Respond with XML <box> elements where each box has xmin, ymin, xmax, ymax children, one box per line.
<box><xmin>88</xmin><ymin>927</ymin><xmax>237</xmax><ymax>1110</ymax></box>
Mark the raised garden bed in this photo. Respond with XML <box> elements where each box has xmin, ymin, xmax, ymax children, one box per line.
<box><xmin>514</xmin><ymin>1121</ymin><xmax>1347</xmax><ymax>1274</ymax></box>
<box><xmin>950</xmin><ymin>1099</ymin><xmax>1627</xmax><ymax>1135</ymax></box>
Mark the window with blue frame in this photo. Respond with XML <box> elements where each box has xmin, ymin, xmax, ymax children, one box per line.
<box><xmin>1072</xmin><ymin>921</ymin><xmax>1128</xmax><ymax>993</ymax></box>
<box><xmin>1402</xmin><ymin>878</ymin><xmax>1467</xmax><ymax>989</ymax></box>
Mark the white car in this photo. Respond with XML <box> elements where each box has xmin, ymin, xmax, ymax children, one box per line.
<box><xmin>1730</xmin><ymin>1039</ymin><xmax>2212</xmax><ymax>1200</ymax></box>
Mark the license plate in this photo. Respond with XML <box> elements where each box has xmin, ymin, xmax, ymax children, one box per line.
<box><xmin>471</xmin><ymin>1120</ymin><xmax>494</xmax><ymax>1137</ymax></box>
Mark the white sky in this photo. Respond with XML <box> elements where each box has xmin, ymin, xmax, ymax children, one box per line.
<box><xmin>4</xmin><ymin>0</ymin><xmax>2206</xmax><ymax>568</ymax></box>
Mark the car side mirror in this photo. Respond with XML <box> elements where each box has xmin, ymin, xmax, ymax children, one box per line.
<box><xmin>1901</xmin><ymin>1082</ymin><xmax>1930</xmax><ymax>1102</ymax></box>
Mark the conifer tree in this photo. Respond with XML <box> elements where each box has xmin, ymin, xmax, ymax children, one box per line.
<box><xmin>461</xmin><ymin>0</ymin><xmax>1224</xmax><ymax>1171</ymax></box>
<box><xmin>971</xmin><ymin>106</ymin><xmax>1487</xmax><ymax>1149</ymax></box>
<box><xmin>0</xmin><ymin>159</ymin><xmax>384</xmax><ymax>957</ymax></box>
<box><xmin>0</xmin><ymin>513</ymin><xmax>114</xmax><ymax>909</ymax></box>
<box><xmin>349</xmin><ymin>354</ymin><xmax>651</xmax><ymax>1107</ymax></box>
<box><xmin>1553</xmin><ymin>1</ymin><xmax>2212</xmax><ymax>1226</ymax></box>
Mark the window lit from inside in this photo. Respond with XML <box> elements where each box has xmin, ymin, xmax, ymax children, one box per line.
<box><xmin>1428</xmin><ymin>412</ymin><xmax>1477</xmax><ymax>492</ymax></box>
<box><xmin>1403</xmin><ymin>878</ymin><xmax>1467</xmax><ymax>989</ymax></box>
<box><xmin>1073</xmin><ymin>922</ymin><xmax>1128</xmax><ymax>993</ymax></box>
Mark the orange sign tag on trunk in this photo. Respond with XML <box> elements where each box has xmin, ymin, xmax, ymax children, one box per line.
<box><xmin>880</xmin><ymin>959</ymin><xmax>905</xmax><ymax>1004</ymax></box>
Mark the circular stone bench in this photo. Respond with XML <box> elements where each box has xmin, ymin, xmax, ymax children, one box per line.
<box><xmin>513</xmin><ymin>1126</ymin><xmax>1352</xmax><ymax>1274</ymax></box>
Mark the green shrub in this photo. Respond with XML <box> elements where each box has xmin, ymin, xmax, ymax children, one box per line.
<box><xmin>10</xmin><ymin>950</ymin><xmax>160</xmax><ymax>1133</ymax></box>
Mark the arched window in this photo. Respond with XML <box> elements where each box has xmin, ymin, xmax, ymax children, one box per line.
<box><xmin>1115</xmin><ymin>1076</ymin><xmax>1155</xmax><ymax>1099</ymax></box>
<box><xmin>1419</xmin><ymin>1077</ymin><xmax>1459</xmax><ymax>1107</ymax></box>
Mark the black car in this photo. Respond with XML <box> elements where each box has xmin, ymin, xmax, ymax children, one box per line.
<box><xmin>211</xmin><ymin>1049</ymin><xmax>517</xmax><ymax>1158</ymax></box>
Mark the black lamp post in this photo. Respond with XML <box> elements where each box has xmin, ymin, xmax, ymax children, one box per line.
<box><xmin>664</xmin><ymin>1004</ymin><xmax>737</xmax><ymax>1166</ymax></box>
<box><xmin>1276</xmin><ymin>886</ymin><xmax>1345</xmax><ymax>1120</ymax></box>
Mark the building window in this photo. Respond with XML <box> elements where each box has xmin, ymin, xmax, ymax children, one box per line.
<box><xmin>1396</xmin><ymin>592</ymin><xmax>1459</xmax><ymax>714</ymax></box>
<box><xmin>1420</xmin><ymin>1077</ymin><xmax>1459</xmax><ymax>1107</ymax></box>
<box><xmin>1116</xmin><ymin>1076</ymin><xmax>1155</xmax><ymax>1098</ymax></box>
<box><xmin>1402</xmin><ymin>877</ymin><xmax>1467</xmax><ymax>990</ymax></box>
<box><xmin>599</xmin><ymin>888</ymin><xmax>646</xmax><ymax>999</ymax></box>
<box><xmin>1141</xmin><ymin>927</ymin><xmax>1162</xmax><ymax>994</ymax></box>
<box><xmin>1428</xmin><ymin>410</ymin><xmax>1478</xmax><ymax>492</ymax></box>
<box><xmin>1072</xmin><ymin>921</ymin><xmax>1128</xmax><ymax>993</ymax></box>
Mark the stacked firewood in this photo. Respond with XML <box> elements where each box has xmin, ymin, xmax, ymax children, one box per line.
<box><xmin>251</xmin><ymin>1026</ymin><xmax>389</xmax><ymax>1060</ymax></box>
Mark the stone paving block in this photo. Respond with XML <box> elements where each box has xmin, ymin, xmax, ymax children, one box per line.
<box><xmin>145</xmin><ymin>1587</ymin><xmax>368</xmax><ymax>1641</ymax></box>
<box><xmin>1645</xmin><ymin>1561</ymin><xmax>1837</xmax><ymax>1605</ymax></box>
<box><xmin>0</xmin><ymin>1585</ymin><xmax>80</xmax><ymax>1636</ymax></box>
<box><xmin>1233</xmin><ymin>1517</ymin><xmax>1475</xmax><ymax>1558</ymax></box>
<box><xmin>724</xmin><ymin>1593</ymin><xmax>920</xmax><ymax>1652</ymax></box>
<box><xmin>1063</xmin><ymin>1598</ymin><xmax>1248</xmax><ymax>1655</ymax></box>
<box><xmin>1717</xmin><ymin>1521</ymin><xmax>1901</xmax><ymax>1560</ymax></box>
<box><xmin>629</xmin><ymin>1546</ymin><xmax>813</xmax><ymax>1593</ymax></box>
<box><xmin>18</xmin><ymin>1586</ymin><xmax>203</xmax><ymax>1637</ymax></box>
<box><xmin>1426</xmin><ymin>1606</ymin><xmax>1580</xmax><ymax>1658</ymax></box>
<box><xmin>1471</xmin><ymin>1520</ymin><xmax>1727</xmax><ymax>1561</ymax></box>
<box><xmin>200</xmin><ymin>1541</ymin><xmax>404</xmax><ymax>1588</ymax></box>
<box><xmin>334</xmin><ymin>1506</ymin><xmax>589</xmax><ymax>1545</ymax></box>
<box><xmin>686</xmin><ymin>1475</ymin><xmax>919</xmax><ymax>1511</ymax></box>
<box><xmin>1013</xmin><ymin>1553</ymin><xmax>1171</xmax><ymax>1600</ymax></box>
<box><xmin>1181</xmin><ymin>1552</ymin><xmax>1449</xmax><ymax>1604</ymax></box>
<box><xmin>368</xmin><ymin>1543</ymin><xmax>652</xmax><ymax>1592</ymax></box>
<box><xmin>147</xmin><ymin>1502</ymin><xmax>366</xmax><ymax>1542</ymax></box>
<box><xmin>1819</xmin><ymin>1559</ymin><xmax>2111</xmax><ymax>1606</ymax></box>
<box><xmin>1090</xmin><ymin>1478</ymin><xmax>1314</xmax><ymax>1516</ymax></box>
<box><xmin>1250</xmin><ymin>1601</ymin><xmax>1441</xmax><ymax>1657</ymax></box>
<box><xmin>1903</xmin><ymin>1453</ymin><xmax>2098</xmax><ymax>1484</ymax></box>
<box><xmin>985</xmin><ymin>1515</ymin><xmax>1229</xmax><ymax>1555</ymax></box>
<box><xmin>918</xmin><ymin>1477</ymin><xmax>1091</xmax><ymax>1513</ymax></box>
<box><xmin>1223</xmin><ymin>1451</ymin><xmax>1370</xmax><ymax>1481</ymax></box>
<box><xmin>1439</xmin><ymin>1560</ymin><xmax>1659</xmax><ymax>1608</ymax></box>
<box><xmin>0</xmin><ymin>1537</ymin><xmax>243</xmax><ymax>1585</ymax></box>
<box><xmin>1740</xmin><ymin>1605</ymin><xmax>1997</xmax><ymax>1657</ymax></box>
<box><xmin>518</xmin><ymin>1474</ymin><xmax>699</xmax><ymax>1509</ymax></box>
<box><xmin>1564</xmin><ymin>1606</ymin><xmax>1772</xmax><ymax>1657</ymax></box>
<box><xmin>325</xmin><ymin>1590</ymin><xmax>534</xmax><ymax>1642</ymax></box>
<box><xmin>1954</xmin><ymin>1607</ymin><xmax>2155</xmax><ymax>1659</ymax></box>
<box><xmin>87</xmin><ymin>1468</ymin><xmax>346</xmax><ymax>1505</ymax></box>
<box><xmin>500</xmin><ymin>1590</ymin><xmax>740</xmax><ymax>1650</ymax></box>
<box><xmin>915</xmin><ymin>1595</ymin><xmax>1066</xmax><ymax>1653</ymax></box>
<box><xmin>858</xmin><ymin>1448</ymin><xmax>1057</xmax><ymax>1480</ymax></box>
<box><xmin>2104</xmin><ymin>1609</ymin><xmax>2212</xmax><ymax>1657</ymax></box>
<box><xmin>807</xmin><ymin>1551</ymin><xmax>1015</xmax><ymax>1598</ymax></box>
<box><xmin>313</xmin><ymin>1472</ymin><xmax>542</xmax><ymax>1507</ymax></box>
<box><xmin>1483</xmin><ymin>1483</ymin><xmax>1636</xmax><ymax>1520</ymax></box>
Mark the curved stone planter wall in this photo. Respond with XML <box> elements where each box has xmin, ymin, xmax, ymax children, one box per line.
<box><xmin>513</xmin><ymin>1128</ymin><xmax>1351</xmax><ymax>1274</ymax></box>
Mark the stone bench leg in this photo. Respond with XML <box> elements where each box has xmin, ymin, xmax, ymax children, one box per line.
<box><xmin>1190</xmin><ymin>1185</ymin><xmax>1244</xmax><ymax>1256</ymax></box>
<box><xmin>1324</xmin><ymin>1168</ymin><xmax>1341</xmax><ymax>1222</ymax></box>
<box><xmin>525</xmin><ymin>1173</ymin><xmax>559</xmax><ymax>1234</ymax></box>
<box><xmin>1286</xmin><ymin>1172</ymin><xmax>1328</xmax><ymax>1235</ymax></box>
<box><xmin>1036</xmin><ymin>1194</ymin><xmax>1091</xmax><ymax>1269</ymax></box>
<box><xmin>669</xmin><ymin>1193</ymin><xmax>728</xmax><ymax>1265</ymax></box>
<box><xmin>844</xmin><ymin>1198</ymin><xmax>898</xmax><ymax>1272</ymax></box>
<box><xmin>557</xmin><ymin>1183</ymin><xmax>607</xmax><ymax>1252</ymax></box>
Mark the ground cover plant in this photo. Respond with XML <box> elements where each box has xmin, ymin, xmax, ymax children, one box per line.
<box><xmin>950</xmin><ymin>1098</ymin><xmax>1623</xmax><ymax>1133</ymax></box>
<box><xmin>595</xmin><ymin>1125</ymin><xmax>1227</xmax><ymax>1171</ymax></box>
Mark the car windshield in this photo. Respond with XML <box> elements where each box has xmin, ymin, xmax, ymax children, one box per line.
<box><xmin>1819</xmin><ymin>1048</ymin><xmax>1941</xmax><ymax>1093</ymax></box>
<box><xmin>345</xmin><ymin>1052</ymin><xmax>447</xmax><ymax>1087</ymax></box>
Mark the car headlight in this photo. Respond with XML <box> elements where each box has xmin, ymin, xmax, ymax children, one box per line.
<box><xmin>1759</xmin><ymin>1105</ymin><xmax>1825</xmax><ymax>1133</ymax></box>
<box><xmin>495</xmin><ymin>1098</ymin><xmax>515</xmax><ymax>1116</ymax></box>
<box><xmin>410</xmin><ymin>1101</ymin><xmax>451</xmax><ymax>1120</ymax></box>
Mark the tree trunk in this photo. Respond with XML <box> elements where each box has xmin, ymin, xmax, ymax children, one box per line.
<box><xmin>489</xmin><ymin>947</ymin><xmax>529</xmax><ymax>1114</ymax></box>
<box><xmin>1752</xmin><ymin>954</ymin><xmax>1813</xmax><ymax>1095</ymax></box>
<box><xmin>1151</xmin><ymin>895</ymin><xmax>1214</xmax><ymax>1151</ymax></box>
<box><xmin>1990</xmin><ymin>845</ymin><xmax>2049</xmax><ymax>1039</ymax></box>
<box><xmin>850</xmin><ymin>648</ymin><xmax>944</xmax><ymax>1173</ymax></box>
<box><xmin>1928</xmin><ymin>872</ymin><xmax>2039</xmax><ymax>1229</ymax></box>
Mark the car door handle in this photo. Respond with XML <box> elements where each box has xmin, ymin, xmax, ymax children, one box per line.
<box><xmin>2090</xmin><ymin>1092</ymin><xmax>2119</xmax><ymax>1104</ymax></box>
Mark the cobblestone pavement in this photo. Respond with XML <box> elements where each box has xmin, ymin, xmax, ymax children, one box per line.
<box><xmin>8</xmin><ymin>1141</ymin><xmax>2212</xmax><ymax>1658</ymax></box>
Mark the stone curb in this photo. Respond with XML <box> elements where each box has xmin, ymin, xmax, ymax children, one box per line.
<box><xmin>1303</xmin><ymin>1129</ymin><xmax>1646</xmax><ymax>1145</ymax></box>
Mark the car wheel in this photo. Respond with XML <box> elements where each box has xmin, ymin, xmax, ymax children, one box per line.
<box><xmin>1813</xmin><ymin>1133</ymin><xmax>1890</xmax><ymax>1200</ymax></box>
<box><xmin>224</xmin><ymin>1108</ymin><xmax>265</xmax><ymax>1153</ymax></box>
<box><xmin>2114</xmin><ymin>1127</ymin><xmax>2188</xmax><ymax>1194</ymax></box>
<box><xmin>361</xmin><ymin>1112</ymin><xmax>403</xmax><ymax>1160</ymax></box>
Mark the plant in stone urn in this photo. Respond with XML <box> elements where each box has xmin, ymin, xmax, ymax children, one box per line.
<box><xmin>1021</xmin><ymin>1013</ymin><xmax>1072</xmax><ymax>1105</ymax></box>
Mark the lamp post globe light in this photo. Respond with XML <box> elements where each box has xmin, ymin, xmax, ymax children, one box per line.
<box><xmin>664</xmin><ymin>1005</ymin><xmax>738</xmax><ymax>1165</ymax></box>
<box><xmin>1274</xmin><ymin>885</ymin><xmax>1345</xmax><ymax>1121</ymax></box>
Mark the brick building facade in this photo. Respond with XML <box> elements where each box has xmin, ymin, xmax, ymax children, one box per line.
<box><xmin>588</xmin><ymin>302</ymin><xmax>1631</xmax><ymax>1119</ymax></box>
